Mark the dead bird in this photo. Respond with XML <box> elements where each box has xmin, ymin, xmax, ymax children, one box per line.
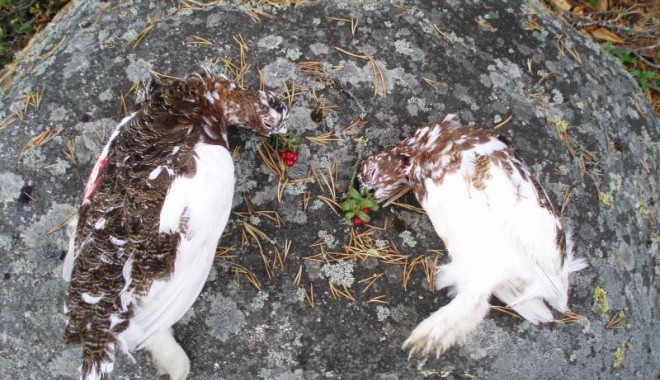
<box><xmin>358</xmin><ymin>113</ymin><xmax>586</xmax><ymax>358</ymax></box>
<box><xmin>63</xmin><ymin>69</ymin><xmax>288</xmax><ymax>379</ymax></box>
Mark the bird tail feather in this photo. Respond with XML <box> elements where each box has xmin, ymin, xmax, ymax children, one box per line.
<box><xmin>80</xmin><ymin>342</ymin><xmax>115</xmax><ymax>380</ymax></box>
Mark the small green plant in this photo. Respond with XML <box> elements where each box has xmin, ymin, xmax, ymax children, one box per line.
<box><xmin>602</xmin><ymin>41</ymin><xmax>659</xmax><ymax>93</ymax></box>
<box><xmin>340</xmin><ymin>186</ymin><xmax>378</xmax><ymax>225</ymax></box>
<box><xmin>630</xmin><ymin>68</ymin><xmax>656</xmax><ymax>93</ymax></box>
<box><xmin>272</xmin><ymin>134</ymin><xmax>300</xmax><ymax>167</ymax></box>
<box><xmin>602</xmin><ymin>41</ymin><xmax>636</xmax><ymax>65</ymax></box>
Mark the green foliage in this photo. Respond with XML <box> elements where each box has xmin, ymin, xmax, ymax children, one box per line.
<box><xmin>602</xmin><ymin>41</ymin><xmax>659</xmax><ymax>93</ymax></box>
<box><xmin>630</xmin><ymin>68</ymin><xmax>657</xmax><ymax>93</ymax></box>
<box><xmin>0</xmin><ymin>0</ymin><xmax>70</xmax><ymax>69</ymax></box>
<box><xmin>340</xmin><ymin>186</ymin><xmax>378</xmax><ymax>223</ymax></box>
<box><xmin>602</xmin><ymin>41</ymin><xmax>635</xmax><ymax>65</ymax></box>
<box><xmin>272</xmin><ymin>133</ymin><xmax>300</xmax><ymax>153</ymax></box>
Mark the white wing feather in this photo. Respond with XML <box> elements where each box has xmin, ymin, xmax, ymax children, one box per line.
<box><xmin>118</xmin><ymin>143</ymin><xmax>235</xmax><ymax>350</ymax></box>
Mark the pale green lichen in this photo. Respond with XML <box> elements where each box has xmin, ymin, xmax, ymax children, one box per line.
<box><xmin>593</xmin><ymin>286</ymin><xmax>609</xmax><ymax>317</ymax></box>
<box><xmin>612</xmin><ymin>340</ymin><xmax>631</xmax><ymax>369</ymax></box>
<box><xmin>555</xmin><ymin>118</ymin><xmax>570</xmax><ymax>133</ymax></box>
<box><xmin>596</xmin><ymin>174</ymin><xmax>622</xmax><ymax>210</ymax></box>
<box><xmin>205</xmin><ymin>294</ymin><xmax>246</xmax><ymax>342</ymax></box>
<box><xmin>0</xmin><ymin>172</ymin><xmax>24</xmax><ymax>204</ymax></box>
<box><xmin>251</xmin><ymin>291</ymin><xmax>269</xmax><ymax>310</ymax></box>
<box><xmin>398</xmin><ymin>230</ymin><xmax>417</xmax><ymax>247</ymax></box>
<box><xmin>375</xmin><ymin>305</ymin><xmax>390</xmax><ymax>322</ymax></box>
<box><xmin>320</xmin><ymin>260</ymin><xmax>354</xmax><ymax>287</ymax></box>
<box><xmin>317</xmin><ymin>230</ymin><xmax>337</xmax><ymax>248</ymax></box>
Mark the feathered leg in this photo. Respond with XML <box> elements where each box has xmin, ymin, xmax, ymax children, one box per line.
<box><xmin>402</xmin><ymin>291</ymin><xmax>491</xmax><ymax>358</ymax></box>
<box><xmin>144</xmin><ymin>329</ymin><xmax>190</xmax><ymax>380</ymax></box>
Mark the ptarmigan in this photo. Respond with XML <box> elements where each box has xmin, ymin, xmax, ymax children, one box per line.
<box><xmin>358</xmin><ymin>114</ymin><xmax>586</xmax><ymax>358</ymax></box>
<box><xmin>62</xmin><ymin>70</ymin><xmax>289</xmax><ymax>379</ymax></box>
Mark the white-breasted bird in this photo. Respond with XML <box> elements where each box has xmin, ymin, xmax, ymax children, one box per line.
<box><xmin>358</xmin><ymin>114</ymin><xmax>586</xmax><ymax>358</ymax></box>
<box><xmin>63</xmin><ymin>69</ymin><xmax>289</xmax><ymax>379</ymax></box>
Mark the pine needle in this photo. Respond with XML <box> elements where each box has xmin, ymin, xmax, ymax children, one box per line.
<box><xmin>334</xmin><ymin>47</ymin><xmax>387</xmax><ymax>96</ymax></box>
<box><xmin>494</xmin><ymin>114</ymin><xmax>513</xmax><ymax>129</ymax></box>
<box><xmin>306</xmin><ymin>131</ymin><xmax>340</xmax><ymax>147</ymax></box>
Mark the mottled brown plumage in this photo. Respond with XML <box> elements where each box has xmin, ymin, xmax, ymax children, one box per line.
<box><xmin>63</xmin><ymin>70</ymin><xmax>288</xmax><ymax>379</ymax></box>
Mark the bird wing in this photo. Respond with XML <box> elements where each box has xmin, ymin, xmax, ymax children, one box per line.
<box><xmin>460</xmin><ymin>140</ymin><xmax>573</xmax><ymax>310</ymax></box>
<box><xmin>63</xmin><ymin>113</ymin><xmax>136</xmax><ymax>283</ymax></box>
<box><xmin>127</xmin><ymin>143</ymin><xmax>235</xmax><ymax>350</ymax></box>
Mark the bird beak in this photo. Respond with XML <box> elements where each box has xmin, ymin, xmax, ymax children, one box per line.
<box><xmin>381</xmin><ymin>185</ymin><xmax>413</xmax><ymax>207</ymax></box>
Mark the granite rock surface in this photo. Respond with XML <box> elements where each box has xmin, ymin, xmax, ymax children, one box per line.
<box><xmin>0</xmin><ymin>1</ymin><xmax>658</xmax><ymax>379</ymax></box>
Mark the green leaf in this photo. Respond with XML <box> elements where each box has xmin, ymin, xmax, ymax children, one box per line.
<box><xmin>360</xmin><ymin>198</ymin><xmax>377</xmax><ymax>209</ymax></box>
<box><xmin>633</xmin><ymin>69</ymin><xmax>654</xmax><ymax>92</ymax></box>
<box><xmin>344</xmin><ymin>212</ymin><xmax>355</xmax><ymax>221</ymax></box>
<box><xmin>340</xmin><ymin>200</ymin><xmax>354</xmax><ymax>212</ymax></box>
<box><xmin>356</xmin><ymin>210</ymin><xmax>371</xmax><ymax>223</ymax></box>
<box><xmin>348</xmin><ymin>187</ymin><xmax>361</xmax><ymax>200</ymax></box>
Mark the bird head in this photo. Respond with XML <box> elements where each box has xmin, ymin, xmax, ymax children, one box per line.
<box><xmin>183</xmin><ymin>70</ymin><xmax>288</xmax><ymax>137</ymax></box>
<box><xmin>358</xmin><ymin>148</ymin><xmax>412</xmax><ymax>206</ymax></box>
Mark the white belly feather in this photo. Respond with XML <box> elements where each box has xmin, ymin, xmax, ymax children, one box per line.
<box><xmin>119</xmin><ymin>143</ymin><xmax>235</xmax><ymax>351</ymax></box>
<box><xmin>422</xmin><ymin>161</ymin><xmax>572</xmax><ymax>321</ymax></box>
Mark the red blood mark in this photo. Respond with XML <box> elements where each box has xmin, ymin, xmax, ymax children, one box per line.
<box><xmin>82</xmin><ymin>156</ymin><xmax>108</xmax><ymax>206</ymax></box>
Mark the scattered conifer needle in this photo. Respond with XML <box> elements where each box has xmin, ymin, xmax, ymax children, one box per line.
<box><xmin>476</xmin><ymin>17</ymin><xmax>497</xmax><ymax>32</ymax></box>
<box><xmin>392</xmin><ymin>4</ymin><xmax>412</xmax><ymax>17</ymax></box>
<box><xmin>129</xmin><ymin>24</ymin><xmax>155</xmax><ymax>49</ymax></box>
<box><xmin>494</xmin><ymin>114</ymin><xmax>513</xmax><ymax>129</ymax></box>
<box><xmin>538</xmin><ymin>71</ymin><xmax>556</xmax><ymax>85</ymax></box>
<box><xmin>189</xmin><ymin>35</ymin><xmax>214</xmax><ymax>45</ymax></box>
<box><xmin>305</xmin><ymin>284</ymin><xmax>315</xmax><ymax>309</ymax></box>
<box><xmin>358</xmin><ymin>273</ymin><xmax>383</xmax><ymax>293</ymax></box>
<box><xmin>432</xmin><ymin>22</ymin><xmax>453</xmax><ymax>40</ymax></box>
<box><xmin>259</xmin><ymin>69</ymin><xmax>266</xmax><ymax>91</ymax></box>
<box><xmin>351</xmin><ymin>18</ymin><xmax>359</xmax><ymax>36</ymax></box>
<box><xmin>149</xmin><ymin>70</ymin><xmax>181</xmax><ymax>81</ymax></box>
<box><xmin>334</xmin><ymin>47</ymin><xmax>386</xmax><ymax>96</ymax></box>
<box><xmin>343</xmin><ymin>118</ymin><xmax>368</xmax><ymax>134</ymax></box>
<box><xmin>20</xmin><ymin>127</ymin><xmax>63</xmax><ymax>159</ymax></box>
<box><xmin>368</xmin><ymin>295</ymin><xmax>388</xmax><ymax>304</ymax></box>
<box><xmin>391</xmin><ymin>201</ymin><xmax>425</xmax><ymax>214</ymax></box>
<box><xmin>422</xmin><ymin>77</ymin><xmax>439</xmax><ymax>89</ymax></box>
<box><xmin>554</xmin><ymin>310</ymin><xmax>581</xmax><ymax>324</ymax></box>
<box><xmin>0</xmin><ymin>116</ymin><xmax>16</xmax><ymax>131</ymax></box>
<box><xmin>560</xmin><ymin>186</ymin><xmax>573</xmax><ymax>216</ymax></box>
<box><xmin>492</xmin><ymin>305</ymin><xmax>523</xmax><ymax>320</ymax></box>
<box><xmin>316</xmin><ymin>195</ymin><xmax>341</xmax><ymax>216</ymax></box>
<box><xmin>606</xmin><ymin>311</ymin><xmax>625</xmax><ymax>329</ymax></box>
<box><xmin>523</xmin><ymin>16</ymin><xmax>544</xmax><ymax>31</ymax></box>
<box><xmin>293</xmin><ymin>264</ymin><xmax>304</xmax><ymax>287</ymax></box>
<box><xmin>568</xmin><ymin>46</ymin><xmax>583</xmax><ymax>65</ymax></box>
<box><xmin>35</xmin><ymin>37</ymin><xmax>66</xmax><ymax>60</ymax></box>
<box><xmin>306</xmin><ymin>132</ymin><xmax>340</xmax><ymax>147</ymax></box>
<box><xmin>47</xmin><ymin>210</ymin><xmax>78</xmax><ymax>234</ymax></box>
<box><xmin>215</xmin><ymin>245</ymin><xmax>236</xmax><ymax>259</ymax></box>
<box><xmin>64</xmin><ymin>138</ymin><xmax>77</xmax><ymax>164</ymax></box>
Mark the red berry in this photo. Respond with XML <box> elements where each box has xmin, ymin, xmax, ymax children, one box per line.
<box><xmin>352</xmin><ymin>216</ymin><xmax>367</xmax><ymax>226</ymax></box>
<box><xmin>279</xmin><ymin>150</ymin><xmax>298</xmax><ymax>167</ymax></box>
<box><xmin>360</xmin><ymin>208</ymin><xmax>370</xmax><ymax>214</ymax></box>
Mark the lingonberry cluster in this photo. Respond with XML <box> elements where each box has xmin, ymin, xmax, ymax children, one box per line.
<box><xmin>341</xmin><ymin>187</ymin><xmax>378</xmax><ymax>226</ymax></box>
